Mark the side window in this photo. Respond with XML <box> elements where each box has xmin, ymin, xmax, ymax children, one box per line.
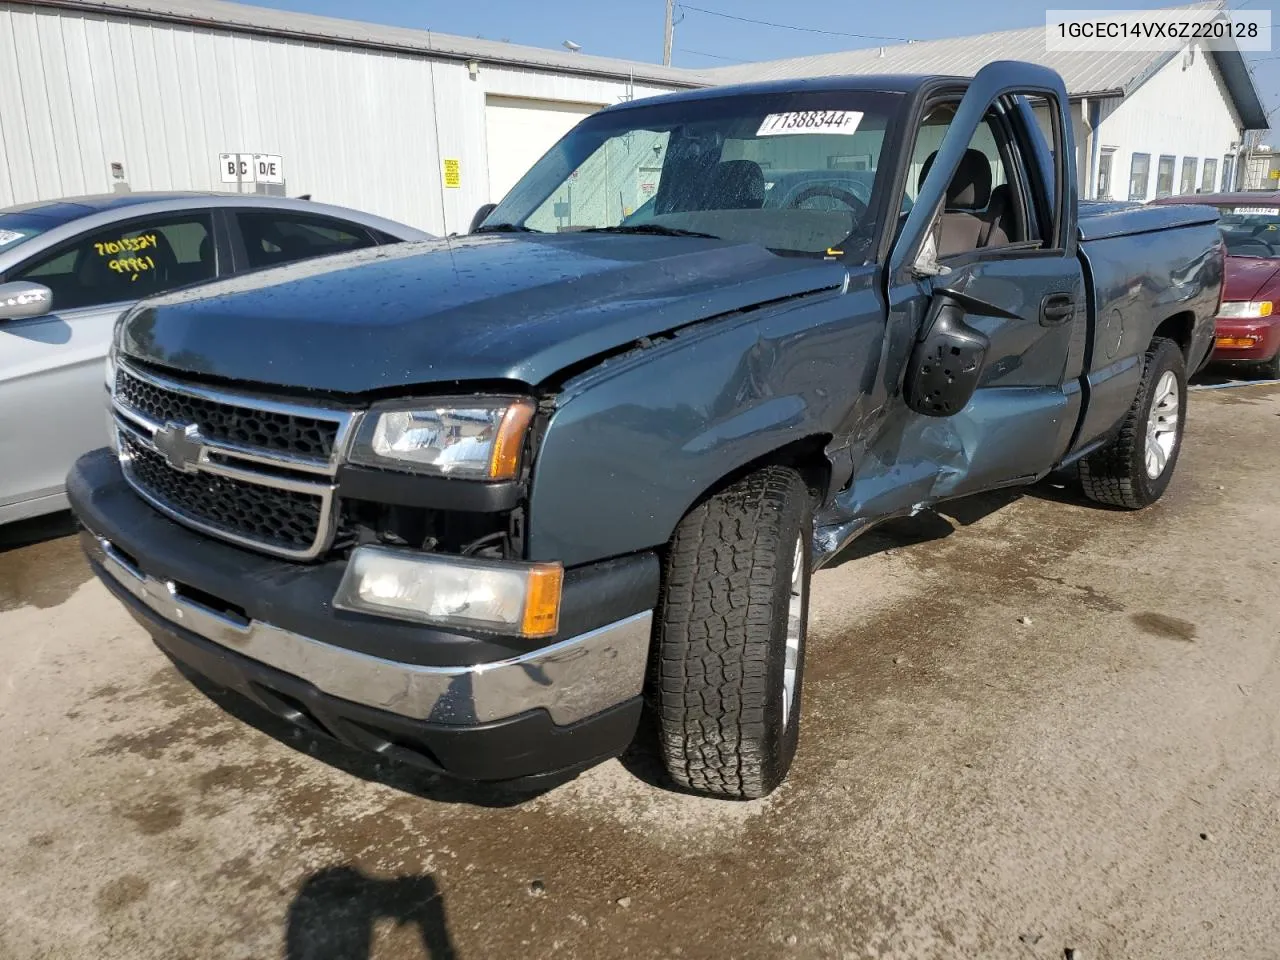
<box><xmin>1179</xmin><ymin>157</ymin><xmax>1198</xmax><ymax>195</ymax></box>
<box><xmin>902</xmin><ymin>102</ymin><xmax>1032</xmax><ymax>259</ymax></box>
<box><xmin>1155</xmin><ymin>155</ymin><xmax>1175</xmax><ymax>198</ymax></box>
<box><xmin>1201</xmin><ymin>158</ymin><xmax>1218</xmax><ymax>194</ymax></box>
<box><xmin>236</xmin><ymin>212</ymin><xmax>376</xmax><ymax>269</ymax></box>
<box><xmin>1128</xmin><ymin>153</ymin><xmax>1151</xmax><ymax>201</ymax></box>
<box><xmin>11</xmin><ymin>213</ymin><xmax>215</xmax><ymax>312</ymax></box>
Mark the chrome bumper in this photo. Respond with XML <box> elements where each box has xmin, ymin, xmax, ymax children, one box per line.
<box><xmin>90</xmin><ymin>537</ymin><xmax>653</xmax><ymax>727</ymax></box>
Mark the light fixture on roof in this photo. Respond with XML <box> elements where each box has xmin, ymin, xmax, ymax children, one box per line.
<box><xmin>563</xmin><ymin>40</ymin><xmax>582</xmax><ymax>52</ymax></box>
<box><xmin>467</xmin><ymin>58</ymin><xmax>479</xmax><ymax>80</ymax></box>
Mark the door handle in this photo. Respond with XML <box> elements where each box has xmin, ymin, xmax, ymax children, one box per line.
<box><xmin>1040</xmin><ymin>293</ymin><xmax>1075</xmax><ymax>327</ymax></box>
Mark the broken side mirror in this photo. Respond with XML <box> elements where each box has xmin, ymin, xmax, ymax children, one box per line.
<box><xmin>904</xmin><ymin>298</ymin><xmax>989</xmax><ymax>417</ymax></box>
<box><xmin>469</xmin><ymin>203</ymin><xmax>497</xmax><ymax>234</ymax></box>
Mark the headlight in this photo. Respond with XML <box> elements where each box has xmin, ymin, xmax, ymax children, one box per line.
<box><xmin>1217</xmin><ymin>300</ymin><xmax>1274</xmax><ymax>319</ymax></box>
<box><xmin>333</xmin><ymin>546</ymin><xmax>562</xmax><ymax>637</ymax></box>
<box><xmin>349</xmin><ymin>398</ymin><xmax>536</xmax><ymax>479</ymax></box>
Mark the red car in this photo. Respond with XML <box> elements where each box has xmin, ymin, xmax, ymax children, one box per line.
<box><xmin>1154</xmin><ymin>191</ymin><xmax>1280</xmax><ymax>377</ymax></box>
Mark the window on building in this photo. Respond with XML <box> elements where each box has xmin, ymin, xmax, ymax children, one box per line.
<box><xmin>1201</xmin><ymin>158</ymin><xmax>1218</xmax><ymax>193</ymax></box>
<box><xmin>1155</xmin><ymin>156</ymin><xmax>1175</xmax><ymax>198</ymax></box>
<box><xmin>1221</xmin><ymin>155</ymin><xmax>1235</xmax><ymax>192</ymax></box>
<box><xmin>1097</xmin><ymin>148</ymin><xmax>1115</xmax><ymax>200</ymax></box>
<box><xmin>10</xmin><ymin>213</ymin><xmax>216</xmax><ymax>312</ymax></box>
<box><xmin>235</xmin><ymin>212</ymin><xmax>377</xmax><ymax>270</ymax></box>
<box><xmin>1128</xmin><ymin>153</ymin><xmax>1151</xmax><ymax>201</ymax></box>
<box><xmin>1179</xmin><ymin>157</ymin><xmax>1198</xmax><ymax>194</ymax></box>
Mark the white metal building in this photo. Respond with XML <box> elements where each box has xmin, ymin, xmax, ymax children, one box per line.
<box><xmin>0</xmin><ymin>0</ymin><xmax>1269</xmax><ymax>233</ymax></box>
<box><xmin>704</xmin><ymin>9</ymin><xmax>1269</xmax><ymax>202</ymax></box>
<box><xmin>0</xmin><ymin>0</ymin><xmax>702</xmax><ymax>234</ymax></box>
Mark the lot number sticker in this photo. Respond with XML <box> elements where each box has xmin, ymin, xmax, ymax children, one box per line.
<box><xmin>0</xmin><ymin>229</ymin><xmax>24</xmax><ymax>246</ymax></box>
<box><xmin>1234</xmin><ymin>207</ymin><xmax>1279</xmax><ymax>216</ymax></box>
<box><xmin>757</xmin><ymin>110</ymin><xmax>863</xmax><ymax>137</ymax></box>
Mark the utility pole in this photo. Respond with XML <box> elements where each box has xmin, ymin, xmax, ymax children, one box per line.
<box><xmin>663</xmin><ymin>0</ymin><xmax>674</xmax><ymax>66</ymax></box>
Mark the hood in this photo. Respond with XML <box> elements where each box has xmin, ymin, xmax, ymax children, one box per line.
<box><xmin>120</xmin><ymin>233</ymin><xmax>846</xmax><ymax>394</ymax></box>
<box><xmin>1223</xmin><ymin>255</ymin><xmax>1280</xmax><ymax>305</ymax></box>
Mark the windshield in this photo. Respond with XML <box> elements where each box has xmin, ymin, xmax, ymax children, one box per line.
<box><xmin>482</xmin><ymin>90</ymin><xmax>903</xmax><ymax>261</ymax></box>
<box><xmin>0</xmin><ymin>212</ymin><xmax>60</xmax><ymax>252</ymax></box>
<box><xmin>1213</xmin><ymin>204</ymin><xmax>1280</xmax><ymax>258</ymax></box>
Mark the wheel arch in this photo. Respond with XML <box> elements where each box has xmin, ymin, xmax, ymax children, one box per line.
<box><xmin>1152</xmin><ymin>310</ymin><xmax>1197</xmax><ymax>363</ymax></box>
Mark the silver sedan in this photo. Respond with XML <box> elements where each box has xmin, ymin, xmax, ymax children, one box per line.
<box><xmin>0</xmin><ymin>192</ymin><xmax>431</xmax><ymax>524</ymax></box>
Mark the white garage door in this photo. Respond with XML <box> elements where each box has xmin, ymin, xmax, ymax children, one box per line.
<box><xmin>485</xmin><ymin>96</ymin><xmax>603</xmax><ymax>204</ymax></box>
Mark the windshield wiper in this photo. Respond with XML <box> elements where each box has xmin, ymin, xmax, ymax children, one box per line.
<box><xmin>582</xmin><ymin>224</ymin><xmax>720</xmax><ymax>239</ymax></box>
<box><xmin>473</xmin><ymin>222</ymin><xmax>541</xmax><ymax>234</ymax></box>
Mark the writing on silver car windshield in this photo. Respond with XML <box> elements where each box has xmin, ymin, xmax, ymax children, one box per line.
<box><xmin>481</xmin><ymin>92</ymin><xmax>900</xmax><ymax>260</ymax></box>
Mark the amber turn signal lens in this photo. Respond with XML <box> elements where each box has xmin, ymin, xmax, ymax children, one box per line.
<box><xmin>520</xmin><ymin>564</ymin><xmax>563</xmax><ymax>638</ymax></box>
<box><xmin>488</xmin><ymin>401</ymin><xmax>536</xmax><ymax>480</ymax></box>
<box><xmin>1217</xmin><ymin>336</ymin><xmax>1261</xmax><ymax>348</ymax></box>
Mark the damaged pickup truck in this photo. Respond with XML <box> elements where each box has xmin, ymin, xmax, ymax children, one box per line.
<box><xmin>69</xmin><ymin>62</ymin><xmax>1222</xmax><ymax>799</ymax></box>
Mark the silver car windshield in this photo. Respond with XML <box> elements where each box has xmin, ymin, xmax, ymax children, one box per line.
<box><xmin>0</xmin><ymin>212</ymin><xmax>63</xmax><ymax>252</ymax></box>
<box><xmin>482</xmin><ymin>90</ymin><xmax>902</xmax><ymax>261</ymax></box>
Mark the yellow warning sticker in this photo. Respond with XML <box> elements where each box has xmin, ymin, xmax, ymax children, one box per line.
<box><xmin>443</xmin><ymin>158</ymin><xmax>461</xmax><ymax>188</ymax></box>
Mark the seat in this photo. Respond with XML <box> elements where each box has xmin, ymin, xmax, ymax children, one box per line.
<box><xmin>708</xmin><ymin>159</ymin><xmax>766</xmax><ymax>210</ymax></box>
<box><xmin>917</xmin><ymin>148</ymin><xmax>998</xmax><ymax>256</ymax></box>
<box><xmin>981</xmin><ymin>183</ymin><xmax>1014</xmax><ymax>247</ymax></box>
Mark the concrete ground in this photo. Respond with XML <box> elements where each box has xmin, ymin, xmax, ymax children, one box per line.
<box><xmin>2</xmin><ymin>384</ymin><xmax>1278</xmax><ymax>960</ymax></box>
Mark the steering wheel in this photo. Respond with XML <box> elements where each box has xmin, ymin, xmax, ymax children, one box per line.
<box><xmin>786</xmin><ymin>184</ymin><xmax>868</xmax><ymax>221</ymax></box>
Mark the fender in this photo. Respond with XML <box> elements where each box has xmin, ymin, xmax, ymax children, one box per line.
<box><xmin>526</xmin><ymin>273</ymin><xmax>887</xmax><ymax>566</ymax></box>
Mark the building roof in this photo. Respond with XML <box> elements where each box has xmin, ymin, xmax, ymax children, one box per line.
<box><xmin>15</xmin><ymin>0</ymin><xmax>1269</xmax><ymax>129</ymax></box>
<box><xmin>704</xmin><ymin>2</ymin><xmax>1268</xmax><ymax>129</ymax></box>
<box><xmin>14</xmin><ymin>0</ymin><xmax>711</xmax><ymax>87</ymax></box>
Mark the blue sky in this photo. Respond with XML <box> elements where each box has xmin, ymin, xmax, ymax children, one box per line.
<box><xmin>249</xmin><ymin>0</ymin><xmax>1278</xmax><ymax>144</ymax></box>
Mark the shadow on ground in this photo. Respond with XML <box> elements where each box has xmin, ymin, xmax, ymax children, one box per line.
<box><xmin>286</xmin><ymin>866</ymin><xmax>457</xmax><ymax>960</ymax></box>
<box><xmin>0</xmin><ymin>510</ymin><xmax>78</xmax><ymax>554</ymax></box>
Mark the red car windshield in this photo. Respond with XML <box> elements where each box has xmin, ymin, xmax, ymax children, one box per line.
<box><xmin>1213</xmin><ymin>204</ymin><xmax>1280</xmax><ymax>259</ymax></box>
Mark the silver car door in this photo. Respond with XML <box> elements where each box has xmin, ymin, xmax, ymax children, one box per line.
<box><xmin>0</xmin><ymin>211</ymin><xmax>218</xmax><ymax>522</ymax></box>
<box><xmin>0</xmin><ymin>299</ymin><xmax>128</xmax><ymax>521</ymax></box>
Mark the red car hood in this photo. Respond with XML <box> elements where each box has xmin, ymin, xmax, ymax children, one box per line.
<box><xmin>1223</xmin><ymin>256</ymin><xmax>1280</xmax><ymax>303</ymax></box>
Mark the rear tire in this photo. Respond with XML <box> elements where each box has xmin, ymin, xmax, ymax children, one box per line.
<box><xmin>650</xmin><ymin>465</ymin><xmax>811</xmax><ymax>800</ymax></box>
<box><xmin>1079</xmin><ymin>337</ymin><xmax>1186</xmax><ymax>510</ymax></box>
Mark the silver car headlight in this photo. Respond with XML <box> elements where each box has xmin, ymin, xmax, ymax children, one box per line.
<box><xmin>349</xmin><ymin>398</ymin><xmax>536</xmax><ymax>480</ymax></box>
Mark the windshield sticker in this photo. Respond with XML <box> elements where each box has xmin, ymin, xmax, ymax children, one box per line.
<box><xmin>94</xmin><ymin>234</ymin><xmax>158</xmax><ymax>256</ymax></box>
<box><xmin>757</xmin><ymin>111</ymin><xmax>863</xmax><ymax>137</ymax></box>
<box><xmin>0</xmin><ymin>229</ymin><xmax>25</xmax><ymax>246</ymax></box>
<box><xmin>1233</xmin><ymin>207</ymin><xmax>1279</xmax><ymax>216</ymax></box>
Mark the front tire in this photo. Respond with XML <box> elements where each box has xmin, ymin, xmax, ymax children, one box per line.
<box><xmin>650</xmin><ymin>465</ymin><xmax>811</xmax><ymax>800</ymax></box>
<box><xmin>1079</xmin><ymin>337</ymin><xmax>1186</xmax><ymax>509</ymax></box>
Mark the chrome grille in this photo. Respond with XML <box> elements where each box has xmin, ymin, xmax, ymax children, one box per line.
<box><xmin>111</xmin><ymin>361</ymin><xmax>357</xmax><ymax>561</ymax></box>
<box><xmin>115</xmin><ymin>367</ymin><xmax>339</xmax><ymax>461</ymax></box>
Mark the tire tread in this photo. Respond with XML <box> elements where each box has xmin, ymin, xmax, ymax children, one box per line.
<box><xmin>652</xmin><ymin>465</ymin><xmax>805</xmax><ymax>800</ymax></box>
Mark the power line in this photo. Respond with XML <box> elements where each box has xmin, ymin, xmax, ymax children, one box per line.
<box><xmin>675</xmin><ymin>47</ymin><xmax>746</xmax><ymax>63</ymax></box>
<box><xmin>676</xmin><ymin>3</ymin><xmax>912</xmax><ymax>43</ymax></box>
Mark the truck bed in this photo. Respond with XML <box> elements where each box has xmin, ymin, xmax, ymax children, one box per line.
<box><xmin>1069</xmin><ymin>201</ymin><xmax>1224</xmax><ymax>454</ymax></box>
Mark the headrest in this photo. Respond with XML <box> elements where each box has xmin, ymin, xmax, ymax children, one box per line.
<box><xmin>918</xmin><ymin>148</ymin><xmax>993</xmax><ymax>210</ymax></box>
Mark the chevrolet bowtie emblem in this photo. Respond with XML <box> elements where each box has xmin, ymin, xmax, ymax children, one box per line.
<box><xmin>152</xmin><ymin>422</ymin><xmax>204</xmax><ymax>474</ymax></box>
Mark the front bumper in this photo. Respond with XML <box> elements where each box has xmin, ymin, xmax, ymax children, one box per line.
<box><xmin>1210</xmin><ymin>317</ymin><xmax>1280</xmax><ymax>364</ymax></box>
<box><xmin>70</xmin><ymin>448</ymin><xmax>659</xmax><ymax>781</ymax></box>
